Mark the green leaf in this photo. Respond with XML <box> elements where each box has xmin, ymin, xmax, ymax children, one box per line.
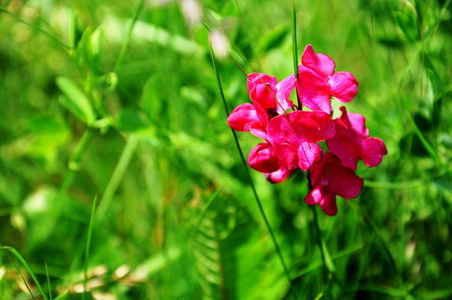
<box><xmin>1</xmin><ymin>246</ymin><xmax>49</xmax><ymax>300</ymax></box>
<box><xmin>91</xmin><ymin>26</ymin><xmax>103</xmax><ymax>60</ymax></box>
<box><xmin>189</xmin><ymin>195</ymin><xmax>289</xmax><ymax>299</ymax></box>
<box><xmin>433</xmin><ymin>173</ymin><xmax>452</xmax><ymax>192</ymax></box>
<box><xmin>255</xmin><ymin>24</ymin><xmax>289</xmax><ymax>55</ymax></box>
<box><xmin>321</xmin><ymin>241</ymin><xmax>336</xmax><ymax>274</ymax></box>
<box><xmin>56</xmin><ymin>77</ymin><xmax>96</xmax><ymax>125</ymax></box>
<box><xmin>141</xmin><ymin>77</ymin><xmax>162</xmax><ymax>123</ymax></box>
<box><xmin>113</xmin><ymin>108</ymin><xmax>150</xmax><ymax>133</ymax></box>
<box><xmin>424</xmin><ymin>53</ymin><xmax>444</xmax><ymax>102</ymax></box>
<box><xmin>392</xmin><ymin>1</ymin><xmax>419</xmax><ymax>42</ymax></box>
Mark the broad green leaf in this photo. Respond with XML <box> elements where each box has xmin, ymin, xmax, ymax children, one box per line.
<box><xmin>433</xmin><ymin>173</ymin><xmax>452</xmax><ymax>192</ymax></box>
<box><xmin>392</xmin><ymin>2</ymin><xmax>419</xmax><ymax>42</ymax></box>
<box><xmin>255</xmin><ymin>24</ymin><xmax>289</xmax><ymax>55</ymax></box>
<box><xmin>321</xmin><ymin>241</ymin><xmax>336</xmax><ymax>274</ymax></box>
<box><xmin>141</xmin><ymin>76</ymin><xmax>162</xmax><ymax>123</ymax></box>
<box><xmin>113</xmin><ymin>108</ymin><xmax>150</xmax><ymax>133</ymax></box>
<box><xmin>91</xmin><ymin>26</ymin><xmax>103</xmax><ymax>59</ymax></box>
<box><xmin>56</xmin><ymin>77</ymin><xmax>95</xmax><ymax>125</ymax></box>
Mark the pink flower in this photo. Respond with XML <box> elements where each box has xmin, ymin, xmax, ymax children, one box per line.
<box><xmin>265</xmin><ymin>165</ymin><xmax>293</xmax><ymax>184</ymax></box>
<box><xmin>297</xmin><ymin>45</ymin><xmax>358</xmax><ymax>114</ymax></box>
<box><xmin>247</xmin><ymin>73</ymin><xmax>278</xmax><ymax>110</ymax></box>
<box><xmin>248</xmin><ymin>142</ymin><xmax>294</xmax><ymax>184</ymax></box>
<box><xmin>275</xmin><ymin>74</ymin><xmax>295</xmax><ymax>114</ymax></box>
<box><xmin>248</xmin><ymin>142</ymin><xmax>280</xmax><ymax>173</ymax></box>
<box><xmin>227</xmin><ymin>103</ymin><xmax>259</xmax><ymax>132</ymax></box>
<box><xmin>305</xmin><ymin>152</ymin><xmax>364</xmax><ymax>216</ymax></box>
<box><xmin>227</xmin><ymin>101</ymin><xmax>275</xmax><ymax>139</ymax></box>
<box><xmin>326</xmin><ymin>106</ymin><xmax>388</xmax><ymax>171</ymax></box>
<box><xmin>268</xmin><ymin>111</ymin><xmax>335</xmax><ymax>171</ymax></box>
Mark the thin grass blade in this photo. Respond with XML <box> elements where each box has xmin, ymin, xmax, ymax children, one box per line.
<box><xmin>83</xmin><ymin>194</ymin><xmax>99</xmax><ymax>300</ymax></box>
<box><xmin>408</xmin><ymin>114</ymin><xmax>451</xmax><ymax>174</ymax></box>
<box><xmin>209</xmin><ymin>42</ymin><xmax>295</xmax><ymax>296</ymax></box>
<box><xmin>1</xmin><ymin>246</ymin><xmax>49</xmax><ymax>300</ymax></box>
<box><xmin>45</xmin><ymin>262</ymin><xmax>52</xmax><ymax>300</ymax></box>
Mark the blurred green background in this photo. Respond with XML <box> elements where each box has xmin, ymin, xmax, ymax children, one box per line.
<box><xmin>1</xmin><ymin>0</ymin><xmax>451</xmax><ymax>299</ymax></box>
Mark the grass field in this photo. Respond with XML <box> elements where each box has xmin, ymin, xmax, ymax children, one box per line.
<box><xmin>1</xmin><ymin>0</ymin><xmax>452</xmax><ymax>299</ymax></box>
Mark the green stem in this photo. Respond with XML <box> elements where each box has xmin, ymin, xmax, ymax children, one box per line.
<box><xmin>82</xmin><ymin>195</ymin><xmax>99</xmax><ymax>300</ymax></box>
<box><xmin>96</xmin><ymin>135</ymin><xmax>139</xmax><ymax>221</ymax></box>
<box><xmin>209</xmin><ymin>43</ymin><xmax>294</xmax><ymax>294</ymax></box>
<box><xmin>311</xmin><ymin>206</ymin><xmax>328</xmax><ymax>281</ymax></box>
<box><xmin>291</xmin><ymin>1</ymin><xmax>302</xmax><ymax>110</ymax></box>
<box><xmin>0</xmin><ymin>8</ymin><xmax>70</xmax><ymax>50</ymax></box>
<box><xmin>45</xmin><ymin>263</ymin><xmax>53</xmax><ymax>300</ymax></box>
<box><xmin>68</xmin><ymin>128</ymin><xmax>94</xmax><ymax>172</ymax></box>
<box><xmin>114</xmin><ymin>0</ymin><xmax>144</xmax><ymax>73</ymax></box>
<box><xmin>292</xmin><ymin>1</ymin><xmax>299</xmax><ymax>78</ymax></box>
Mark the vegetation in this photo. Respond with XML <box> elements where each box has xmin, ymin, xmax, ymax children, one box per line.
<box><xmin>0</xmin><ymin>0</ymin><xmax>451</xmax><ymax>299</ymax></box>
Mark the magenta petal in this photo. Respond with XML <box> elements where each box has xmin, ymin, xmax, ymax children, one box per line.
<box><xmin>248</xmin><ymin>143</ymin><xmax>280</xmax><ymax>173</ymax></box>
<box><xmin>249</xmin><ymin>121</ymin><xmax>268</xmax><ymax>139</ymax></box>
<box><xmin>304</xmin><ymin>187</ymin><xmax>324</xmax><ymax>205</ymax></box>
<box><xmin>227</xmin><ymin>103</ymin><xmax>259</xmax><ymax>131</ymax></box>
<box><xmin>289</xmin><ymin>111</ymin><xmax>336</xmax><ymax>143</ymax></box>
<box><xmin>327</xmin><ymin>107</ymin><xmax>365</xmax><ymax>170</ymax></box>
<box><xmin>339</xmin><ymin>106</ymin><xmax>369</xmax><ymax>139</ymax></box>
<box><xmin>301</xmin><ymin>44</ymin><xmax>335</xmax><ymax>77</ymax></box>
<box><xmin>360</xmin><ymin>137</ymin><xmax>388</xmax><ymax>168</ymax></box>
<box><xmin>298</xmin><ymin>66</ymin><xmax>332</xmax><ymax>114</ymax></box>
<box><xmin>298</xmin><ymin>142</ymin><xmax>322</xmax><ymax>171</ymax></box>
<box><xmin>326</xmin><ymin>129</ymin><xmax>360</xmax><ymax>171</ymax></box>
<box><xmin>251</xmin><ymin>100</ymin><xmax>269</xmax><ymax>129</ymax></box>
<box><xmin>265</xmin><ymin>165</ymin><xmax>293</xmax><ymax>184</ymax></box>
<box><xmin>247</xmin><ymin>73</ymin><xmax>277</xmax><ymax>110</ymax></box>
<box><xmin>276</xmin><ymin>74</ymin><xmax>295</xmax><ymax>114</ymax></box>
<box><xmin>329</xmin><ymin>72</ymin><xmax>358</xmax><ymax>103</ymax></box>
<box><xmin>304</xmin><ymin>187</ymin><xmax>338</xmax><ymax>216</ymax></box>
<box><xmin>318</xmin><ymin>191</ymin><xmax>338</xmax><ymax>216</ymax></box>
<box><xmin>268</xmin><ymin>115</ymin><xmax>301</xmax><ymax>170</ymax></box>
<box><xmin>324</xmin><ymin>153</ymin><xmax>364</xmax><ymax>199</ymax></box>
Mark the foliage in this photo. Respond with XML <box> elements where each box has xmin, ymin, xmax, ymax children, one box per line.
<box><xmin>0</xmin><ymin>0</ymin><xmax>451</xmax><ymax>299</ymax></box>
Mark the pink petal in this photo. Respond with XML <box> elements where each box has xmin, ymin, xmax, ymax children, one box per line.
<box><xmin>329</xmin><ymin>72</ymin><xmax>358</xmax><ymax>103</ymax></box>
<box><xmin>304</xmin><ymin>187</ymin><xmax>324</xmax><ymax>205</ymax></box>
<box><xmin>249</xmin><ymin>121</ymin><xmax>268</xmax><ymax>140</ymax></box>
<box><xmin>323</xmin><ymin>153</ymin><xmax>364</xmax><ymax>199</ymax></box>
<box><xmin>251</xmin><ymin>100</ymin><xmax>269</xmax><ymax>129</ymax></box>
<box><xmin>327</xmin><ymin>107</ymin><xmax>368</xmax><ymax>170</ymax></box>
<box><xmin>247</xmin><ymin>73</ymin><xmax>278</xmax><ymax>110</ymax></box>
<box><xmin>248</xmin><ymin>143</ymin><xmax>280</xmax><ymax>173</ymax></box>
<box><xmin>289</xmin><ymin>111</ymin><xmax>336</xmax><ymax>143</ymax></box>
<box><xmin>298</xmin><ymin>142</ymin><xmax>322</xmax><ymax>171</ymax></box>
<box><xmin>227</xmin><ymin>103</ymin><xmax>259</xmax><ymax>131</ymax></box>
<box><xmin>318</xmin><ymin>191</ymin><xmax>338</xmax><ymax>216</ymax></box>
<box><xmin>267</xmin><ymin>115</ymin><xmax>301</xmax><ymax>170</ymax></box>
<box><xmin>304</xmin><ymin>187</ymin><xmax>338</xmax><ymax>216</ymax></box>
<box><xmin>326</xmin><ymin>125</ymin><xmax>361</xmax><ymax>171</ymax></box>
<box><xmin>339</xmin><ymin>106</ymin><xmax>369</xmax><ymax>138</ymax></box>
<box><xmin>301</xmin><ymin>44</ymin><xmax>336</xmax><ymax>77</ymax></box>
<box><xmin>276</xmin><ymin>74</ymin><xmax>295</xmax><ymax>114</ymax></box>
<box><xmin>265</xmin><ymin>165</ymin><xmax>293</xmax><ymax>184</ymax></box>
<box><xmin>360</xmin><ymin>137</ymin><xmax>388</xmax><ymax>168</ymax></box>
<box><xmin>297</xmin><ymin>66</ymin><xmax>332</xmax><ymax>114</ymax></box>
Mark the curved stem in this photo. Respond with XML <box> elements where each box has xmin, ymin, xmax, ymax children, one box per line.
<box><xmin>311</xmin><ymin>206</ymin><xmax>328</xmax><ymax>281</ymax></box>
<box><xmin>114</xmin><ymin>0</ymin><xmax>144</xmax><ymax>73</ymax></box>
<box><xmin>209</xmin><ymin>43</ymin><xmax>295</xmax><ymax>296</ymax></box>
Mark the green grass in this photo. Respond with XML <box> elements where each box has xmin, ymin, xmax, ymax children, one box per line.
<box><xmin>1</xmin><ymin>0</ymin><xmax>452</xmax><ymax>299</ymax></box>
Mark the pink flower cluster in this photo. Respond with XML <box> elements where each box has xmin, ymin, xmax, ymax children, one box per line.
<box><xmin>228</xmin><ymin>45</ymin><xmax>387</xmax><ymax>216</ymax></box>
